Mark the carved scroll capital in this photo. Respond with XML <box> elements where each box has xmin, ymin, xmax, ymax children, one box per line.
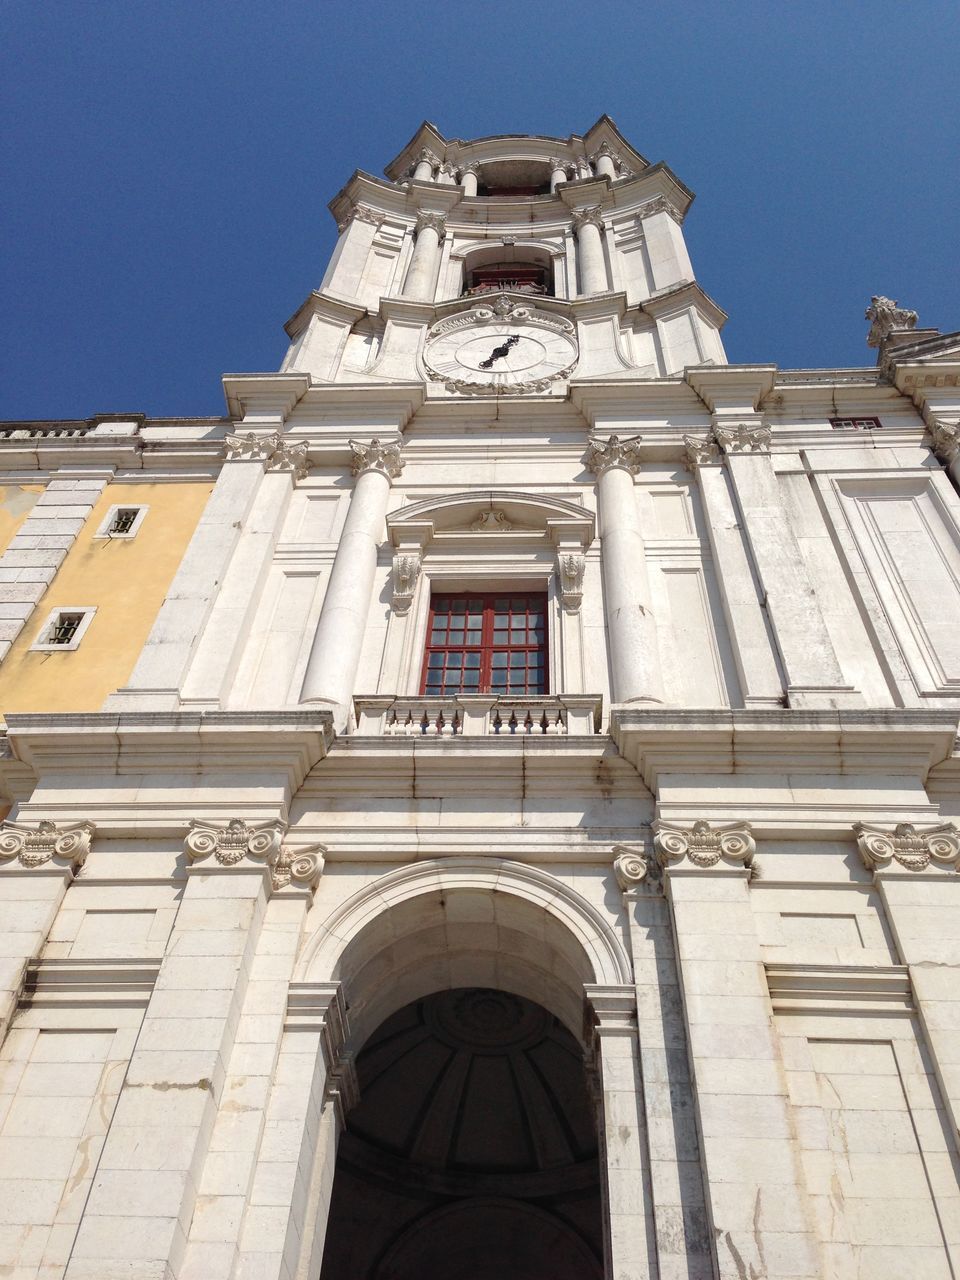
<box><xmin>224</xmin><ymin>431</ymin><xmax>310</xmax><ymax>480</ymax></box>
<box><xmin>0</xmin><ymin>820</ymin><xmax>95</xmax><ymax>872</ymax></box>
<box><xmin>612</xmin><ymin>843</ymin><xmax>661</xmax><ymax>894</ymax></box>
<box><xmin>349</xmin><ymin>436</ymin><xmax>404</xmax><ymax>480</ymax></box>
<box><xmin>854</xmin><ymin>822</ymin><xmax>960</xmax><ymax>873</ymax></box>
<box><xmin>415</xmin><ymin>210</ymin><xmax>447</xmax><ymax>238</ymax></box>
<box><xmin>714</xmin><ymin>423</ymin><xmax>771</xmax><ymax>454</ymax></box>
<box><xmin>652</xmin><ymin>819</ymin><xmax>755</xmax><ymax>869</ymax></box>
<box><xmin>682</xmin><ymin>433</ymin><xmax>721</xmax><ymax>471</ymax></box>
<box><xmin>571</xmin><ymin>205</ymin><xmax>604</xmax><ymax>234</ymax></box>
<box><xmin>185</xmin><ymin>819</ymin><xmax>325</xmax><ymax>894</ymax></box>
<box><xmin>584</xmin><ymin>433</ymin><xmax>643</xmax><ymax>478</ymax></box>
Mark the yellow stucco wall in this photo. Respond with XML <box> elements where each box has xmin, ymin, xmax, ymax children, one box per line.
<box><xmin>0</xmin><ymin>481</ymin><xmax>213</xmax><ymax>714</ymax></box>
<box><xmin>0</xmin><ymin>484</ymin><xmax>44</xmax><ymax>554</ymax></box>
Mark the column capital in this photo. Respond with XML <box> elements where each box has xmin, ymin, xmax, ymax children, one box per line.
<box><xmin>549</xmin><ymin>156</ymin><xmax>569</xmax><ymax>173</ymax></box>
<box><xmin>0</xmin><ymin>819</ymin><xmax>95</xmax><ymax>874</ymax></box>
<box><xmin>415</xmin><ymin>210</ymin><xmax>447</xmax><ymax>238</ymax></box>
<box><xmin>930</xmin><ymin>417</ymin><xmax>960</xmax><ymax>464</ymax></box>
<box><xmin>185</xmin><ymin>818</ymin><xmax>326</xmax><ymax>895</ymax></box>
<box><xmin>337</xmin><ymin>202</ymin><xmax>385</xmax><ymax>233</ymax></box>
<box><xmin>653</xmin><ymin>818</ymin><xmax>755</xmax><ymax>870</ymax></box>
<box><xmin>855</xmin><ymin>821</ymin><xmax>960</xmax><ymax>873</ymax></box>
<box><xmin>459</xmin><ymin>161</ymin><xmax>481</xmax><ymax>176</ymax></box>
<box><xmin>349</xmin><ymin>435</ymin><xmax>404</xmax><ymax>480</ymax></box>
<box><xmin>417</xmin><ymin>147</ymin><xmax>440</xmax><ymax>168</ymax></box>
<box><xmin>223</xmin><ymin>431</ymin><xmax>310</xmax><ymax>479</ymax></box>
<box><xmin>682</xmin><ymin>432</ymin><xmax>722</xmax><ymax>470</ymax></box>
<box><xmin>638</xmin><ymin>194</ymin><xmax>684</xmax><ymax>224</ymax></box>
<box><xmin>589</xmin><ymin>141</ymin><xmax>619</xmax><ymax>162</ymax></box>
<box><xmin>612</xmin><ymin>842</ymin><xmax>662</xmax><ymax>894</ymax></box>
<box><xmin>571</xmin><ymin>204</ymin><xmax>604</xmax><ymax>233</ymax></box>
<box><xmin>715</xmin><ymin>422</ymin><xmax>771</xmax><ymax>454</ymax></box>
<box><xmin>584</xmin><ymin>432</ymin><xmax>643</xmax><ymax>477</ymax></box>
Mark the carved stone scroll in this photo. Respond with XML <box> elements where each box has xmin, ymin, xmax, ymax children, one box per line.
<box><xmin>0</xmin><ymin>819</ymin><xmax>95</xmax><ymax>872</ymax></box>
<box><xmin>854</xmin><ymin>821</ymin><xmax>960</xmax><ymax>873</ymax></box>
<box><xmin>652</xmin><ymin>819</ymin><xmax>755</xmax><ymax>869</ymax></box>
<box><xmin>185</xmin><ymin>818</ymin><xmax>326</xmax><ymax>894</ymax></box>
<box><xmin>612</xmin><ymin>844</ymin><xmax>661</xmax><ymax>893</ymax></box>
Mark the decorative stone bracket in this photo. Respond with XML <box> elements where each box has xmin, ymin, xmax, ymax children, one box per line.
<box><xmin>652</xmin><ymin>819</ymin><xmax>756</xmax><ymax>869</ymax></box>
<box><xmin>0</xmin><ymin>819</ymin><xmax>95</xmax><ymax>873</ymax></box>
<box><xmin>185</xmin><ymin>818</ymin><xmax>325</xmax><ymax>894</ymax></box>
<box><xmin>557</xmin><ymin>552</ymin><xmax>585</xmax><ymax>610</ymax></box>
<box><xmin>391</xmin><ymin>551</ymin><xmax>421</xmax><ymax>613</ymax></box>
<box><xmin>854</xmin><ymin>821</ymin><xmax>960</xmax><ymax>873</ymax></box>
<box><xmin>224</xmin><ymin>431</ymin><xmax>310</xmax><ymax>480</ymax></box>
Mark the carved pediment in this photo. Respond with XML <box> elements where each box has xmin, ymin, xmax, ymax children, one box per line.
<box><xmin>387</xmin><ymin>490</ymin><xmax>595</xmax><ymax>546</ymax></box>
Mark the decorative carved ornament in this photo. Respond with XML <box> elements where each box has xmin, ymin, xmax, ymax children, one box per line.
<box><xmin>418</xmin><ymin>148</ymin><xmax>440</xmax><ymax>168</ymax></box>
<box><xmin>865</xmin><ymin>295</ymin><xmax>919</xmax><ymax>349</ymax></box>
<box><xmin>224</xmin><ymin>431</ymin><xmax>310</xmax><ymax>480</ymax></box>
<box><xmin>185</xmin><ymin>819</ymin><xmax>325</xmax><ymax>893</ymax></box>
<box><xmin>391</xmin><ymin>552</ymin><xmax>421</xmax><ymax>612</ymax></box>
<box><xmin>571</xmin><ymin>205</ymin><xmax>604</xmax><ymax>234</ymax></box>
<box><xmin>638</xmin><ymin>195</ymin><xmax>684</xmax><ymax>224</ymax></box>
<box><xmin>460</xmin><ymin>161</ymin><xmax>480</xmax><ymax>177</ymax></box>
<box><xmin>337</xmin><ymin>203</ymin><xmax>384</xmax><ymax>232</ymax></box>
<box><xmin>682</xmin><ymin>433</ymin><xmax>721</xmax><ymax>470</ymax></box>
<box><xmin>854</xmin><ymin>822</ymin><xmax>960</xmax><ymax>873</ymax></box>
<box><xmin>349</xmin><ymin>436</ymin><xmax>404</xmax><ymax>480</ymax></box>
<box><xmin>714</xmin><ymin>423</ymin><xmax>772</xmax><ymax>454</ymax></box>
<box><xmin>652</xmin><ymin>819</ymin><xmax>756</xmax><ymax>869</ymax></box>
<box><xmin>0</xmin><ymin>819</ymin><xmax>95</xmax><ymax>871</ymax></box>
<box><xmin>584</xmin><ymin>433</ymin><xmax>644</xmax><ymax>477</ymax></box>
<box><xmin>612</xmin><ymin>843</ymin><xmax>661</xmax><ymax>892</ymax></box>
<box><xmin>471</xmin><ymin>510</ymin><xmax>512</xmax><ymax>532</ymax></box>
<box><xmin>557</xmin><ymin>553</ymin><xmax>585</xmax><ymax>610</ymax></box>
<box><xmin>415</xmin><ymin>210</ymin><xmax>447</xmax><ymax>238</ymax></box>
<box><xmin>930</xmin><ymin>418</ymin><xmax>960</xmax><ymax>465</ymax></box>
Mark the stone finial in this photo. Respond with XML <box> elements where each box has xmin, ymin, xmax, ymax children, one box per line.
<box><xmin>584</xmin><ymin>433</ymin><xmax>644</xmax><ymax>477</ymax></box>
<box><xmin>854</xmin><ymin>821</ymin><xmax>960</xmax><ymax>873</ymax></box>
<box><xmin>348</xmin><ymin>437</ymin><xmax>404</xmax><ymax>480</ymax></box>
<box><xmin>682</xmin><ymin>433</ymin><xmax>721</xmax><ymax>470</ymax></box>
<box><xmin>865</xmin><ymin>296</ymin><xmax>919</xmax><ymax>349</ymax></box>
<box><xmin>557</xmin><ymin>553</ymin><xmax>585</xmax><ymax>610</ymax></box>
<box><xmin>223</xmin><ymin>432</ymin><xmax>310</xmax><ymax>480</ymax></box>
<box><xmin>0</xmin><ymin>819</ymin><xmax>95</xmax><ymax>872</ymax></box>
<box><xmin>391</xmin><ymin>552</ymin><xmax>421</xmax><ymax>612</ymax></box>
<box><xmin>714</xmin><ymin>424</ymin><xmax>771</xmax><ymax>454</ymax></box>
<box><xmin>652</xmin><ymin>819</ymin><xmax>755</xmax><ymax>869</ymax></box>
<box><xmin>185</xmin><ymin>818</ymin><xmax>325</xmax><ymax>893</ymax></box>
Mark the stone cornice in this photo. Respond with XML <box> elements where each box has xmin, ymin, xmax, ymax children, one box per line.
<box><xmin>283</xmin><ymin>290</ymin><xmax>368</xmax><ymax>340</ymax></box>
<box><xmin>641</xmin><ymin>282</ymin><xmax>728</xmax><ymax>330</ymax></box>
<box><xmin>685</xmin><ymin>364</ymin><xmax>777</xmax><ymax>414</ymax></box>
<box><xmin>221</xmin><ymin>373</ymin><xmax>311</xmax><ymax>422</ymax></box>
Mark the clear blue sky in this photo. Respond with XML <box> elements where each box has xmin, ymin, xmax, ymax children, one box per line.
<box><xmin>2</xmin><ymin>0</ymin><xmax>958</xmax><ymax>420</ymax></box>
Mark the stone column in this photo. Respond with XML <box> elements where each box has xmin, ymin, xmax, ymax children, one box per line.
<box><xmin>572</xmin><ymin>206</ymin><xmax>609</xmax><ymax>295</ymax></box>
<box><xmin>855</xmin><ymin>821</ymin><xmax>960</xmax><ymax>1144</ymax></box>
<box><xmin>584</xmin><ymin>985</ymin><xmax>657</xmax><ymax>1280</ymax></box>
<box><xmin>585</xmin><ymin>433</ymin><xmax>665</xmax><ymax>705</ymax></box>
<box><xmin>0</xmin><ymin>820</ymin><xmax>94</xmax><ymax>1041</ymax></box>
<box><xmin>299</xmin><ymin>437</ymin><xmax>404</xmax><ymax>724</ymax></box>
<box><xmin>550</xmin><ymin>158</ymin><xmax>568</xmax><ymax>192</ymax></box>
<box><xmin>402</xmin><ymin>212</ymin><xmax>446</xmax><ymax>301</ymax></box>
<box><xmin>64</xmin><ymin>819</ymin><xmax>296</xmax><ymax>1280</ymax></box>
<box><xmin>717</xmin><ymin>424</ymin><xmax>858</xmax><ymax>708</ymax></box>
<box><xmin>180</xmin><ymin>434</ymin><xmax>309</xmax><ymax>707</ymax></box>
<box><xmin>657</xmin><ymin>820</ymin><xmax>822</xmax><ymax>1280</ymax></box>
<box><xmin>591</xmin><ymin>144</ymin><xmax>618</xmax><ymax>181</ymax></box>
<box><xmin>411</xmin><ymin>149</ymin><xmax>436</xmax><ymax>182</ymax></box>
<box><xmin>683</xmin><ymin>435</ymin><xmax>784</xmax><ymax>706</ymax></box>
<box><xmin>460</xmin><ymin>163</ymin><xmax>479</xmax><ymax>197</ymax></box>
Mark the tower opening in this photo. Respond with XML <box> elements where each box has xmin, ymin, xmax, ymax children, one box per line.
<box><xmin>318</xmin><ymin>987</ymin><xmax>604</xmax><ymax>1280</ymax></box>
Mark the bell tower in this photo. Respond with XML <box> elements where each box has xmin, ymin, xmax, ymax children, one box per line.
<box><xmin>280</xmin><ymin>115</ymin><xmax>726</xmax><ymax>391</ymax></box>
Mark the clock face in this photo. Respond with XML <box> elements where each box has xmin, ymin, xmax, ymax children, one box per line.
<box><xmin>424</xmin><ymin>311</ymin><xmax>578</xmax><ymax>395</ymax></box>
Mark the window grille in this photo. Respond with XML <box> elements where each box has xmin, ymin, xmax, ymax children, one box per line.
<box><xmin>829</xmin><ymin>417</ymin><xmax>882</xmax><ymax>431</ymax></box>
<box><xmin>48</xmin><ymin>613</ymin><xmax>85</xmax><ymax>646</ymax></box>
<box><xmin>108</xmin><ymin>508</ymin><xmax>139</xmax><ymax>535</ymax></box>
<box><xmin>421</xmin><ymin>593</ymin><xmax>548</xmax><ymax>696</ymax></box>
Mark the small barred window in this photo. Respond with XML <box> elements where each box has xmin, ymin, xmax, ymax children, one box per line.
<box><xmin>829</xmin><ymin>417</ymin><xmax>882</xmax><ymax>431</ymax></box>
<box><xmin>108</xmin><ymin>508</ymin><xmax>139</xmax><ymax>535</ymax></box>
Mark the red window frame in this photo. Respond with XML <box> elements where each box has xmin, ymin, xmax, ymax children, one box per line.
<box><xmin>420</xmin><ymin>592</ymin><xmax>548</xmax><ymax>697</ymax></box>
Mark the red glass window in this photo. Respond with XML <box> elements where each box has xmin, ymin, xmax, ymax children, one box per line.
<box><xmin>421</xmin><ymin>593</ymin><xmax>548</xmax><ymax>696</ymax></box>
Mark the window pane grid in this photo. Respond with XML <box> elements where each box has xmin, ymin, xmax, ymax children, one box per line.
<box><xmin>421</xmin><ymin>593</ymin><xmax>547</xmax><ymax>696</ymax></box>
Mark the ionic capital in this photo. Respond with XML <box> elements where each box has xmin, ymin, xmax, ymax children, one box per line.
<box><xmin>185</xmin><ymin>818</ymin><xmax>325</xmax><ymax>894</ymax></box>
<box><xmin>415</xmin><ymin>210</ymin><xmax>447</xmax><ymax>238</ymax></box>
<box><xmin>854</xmin><ymin>821</ymin><xmax>960</xmax><ymax>873</ymax></box>
<box><xmin>612</xmin><ymin>843</ymin><xmax>661</xmax><ymax>893</ymax></box>
<box><xmin>714</xmin><ymin>423</ymin><xmax>771</xmax><ymax>454</ymax></box>
<box><xmin>349</xmin><ymin>436</ymin><xmax>404</xmax><ymax>481</ymax></box>
<box><xmin>652</xmin><ymin>819</ymin><xmax>755</xmax><ymax>870</ymax></box>
<box><xmin>584</xmin><ymin>433</ymin><xmax>643</xmax><ymax>478</ymax></box>
<box><xmin>0</xmin><ymin>819</ymin><xmax>95</xmax><ymax>873</ymax></box>
<box><xmin>571</xmin><ymin>205</ymin><xmax>604</xmax><ymax>234</ymax></box>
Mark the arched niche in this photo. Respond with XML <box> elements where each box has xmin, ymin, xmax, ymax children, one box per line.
<box><xmin>450</xmin><ymin>238</ymin><xmax>568</xmax><ymax>298</ymax></box>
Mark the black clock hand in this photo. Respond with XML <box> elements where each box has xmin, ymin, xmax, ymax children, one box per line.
<box><xmin>479</xmin><ymin>334</ymin><xmax>520</xmax><ymax>369</ymax></box>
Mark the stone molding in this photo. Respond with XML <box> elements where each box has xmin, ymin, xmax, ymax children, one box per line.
<box><xmin>652</xmin><ymin>818</ymin><xmax>756</xmax><ymax>869</ymax></box>
<box><xmin>682</xmin><ymin>433</ymin><xmax>721</xmax><ymax>470</ymax></box>
<box><xmin>223</xmin><ymin>431</ymin><xmax>310</xmax><ymax>479</ymax></box>
<box><xmin>638</xmin><ymin>194</ymin><xmax>684</xmax><ymax>224</ymax></box>
<box><xmin>415</xmin><ymin>210</ymin><xmax>447</xmax><ymax>238</ymax></box>
<box><xmin>571</xmin><ymin>205</ymin><xmax>604</xmax><ymax>233</ymax></box>
<box><xmin>866</xmin><ymin>295</ymin><xmax>919</xmax><ymax>349</ymax></box>
<box><xmin>184</xmin><ymin>818</ymin><xmax>326</xmax><ymax>893</ymax></box>
<box><xmin>714</xmin><ymin>423</ymin><xmax>772</xmax><ymax>454</ymax></box>
<box><xmin>0</xmin><ymin>819</ymin><xmax>95</xmax><ymax>872</ymax></box>
<box><xmin>391</xmin><ymin>551</ymin><xmax>421</xmax><ymax>613</ymax></box>
<box><xmin>854</xmin><ymin>821</ymin><xmax>960</xmax><ymax>873</ymax></box>
<box><xmin>348</xmin><ymin>436</ymin><xmax>404</xmax><ymax>480</ymax></box>
<box><xmin>584</xmin><ymin>433</ymin><xmax>644</xmax><ymax>477</ymax></box>
<box><xmin>557</xmin><ymin>552</ymin><xmax>585</xmax><ymax>611</ymax></box>
<box><xmin>930</xmin><ymin>418</ymin><xmax>960</xmax><ymax>465</ymax></box>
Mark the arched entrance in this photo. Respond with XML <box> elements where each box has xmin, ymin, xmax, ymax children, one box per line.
<box><xmin>292</xmin><ymin>860</ymin><xmax>651</xmax><ymax>1279</ymax></box>
<box><xmin>318</xmin><ymin>987</ymin><xmax>604</xmax><ymax>1279</ymax></box>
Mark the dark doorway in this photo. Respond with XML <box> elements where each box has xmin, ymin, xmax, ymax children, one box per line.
<box><xmin>319</xmin><ymin>987</ymin><xmax>604</xmax><ymax>1279</ymax></box>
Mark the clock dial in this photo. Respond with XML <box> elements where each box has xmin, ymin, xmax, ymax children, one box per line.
<box><xmin>424</xmin><ymin>309</ymin><xmax>578</xmax><ymax>395</ymax></box>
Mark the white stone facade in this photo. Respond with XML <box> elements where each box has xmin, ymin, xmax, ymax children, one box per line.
<box><xmin>1</xmin><ymin>118</ymin><xmax>959</xmax><ymax>1279</ymax></box>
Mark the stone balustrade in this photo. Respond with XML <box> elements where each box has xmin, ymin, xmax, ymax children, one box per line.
<box><xmin>354</xmin><ymin>694</ymin><xmax>601</xmax><ymax>737</ymax></box>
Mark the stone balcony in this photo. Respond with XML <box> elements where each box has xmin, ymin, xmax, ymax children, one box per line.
<box><xmin>354</xmin><ymin>695</ymin><xmax>602</xmax><ymax>738</ymax></box>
